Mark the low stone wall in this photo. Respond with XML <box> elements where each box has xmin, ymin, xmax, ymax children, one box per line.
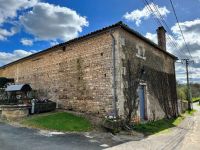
<box><xmin>0</xmin><ymin>105</ymin><xmax>30</xmax><ymax>121</ymax></box>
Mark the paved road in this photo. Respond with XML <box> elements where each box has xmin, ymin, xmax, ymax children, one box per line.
<box><xmin>0</xmin><ymin>123</ymin><xmax>103</xmax><ymax>150</ymax></box>
<box><xmin>0</xmin><ymin>121</ymin><xmax>133</xmax><ymax>150</ymax></box>
<box><xmin>2</xmin><ymin>104</ymin><xmax>200</xmax><ymax>150</ymax></box>
<box><xmin>106</xmin><ymin>103</ymin><xmax>200</xmax><ymax>150</ymax></box>
<box><xmin>175</xmin><ymin>103</ymin><xmax>200</xmax><ymax>150</ymax></box>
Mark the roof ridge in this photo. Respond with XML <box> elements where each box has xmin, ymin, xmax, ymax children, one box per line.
<box><xmin>0</xmin><ymin>21</ymin><xmax>177</xmax><ymax>69</ymax></box>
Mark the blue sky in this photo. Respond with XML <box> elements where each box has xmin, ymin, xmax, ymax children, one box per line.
<box><xmin>0</xmin><ymin>0</ymin><xmax>200</xmax><ymax>83</ymax></box>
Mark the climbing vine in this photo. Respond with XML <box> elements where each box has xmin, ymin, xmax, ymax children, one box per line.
<box><xmin>122</xmin><ymin>40</ymin><xmax>178</xmax><ymax>124</ymax></box>
<box><xmin>122</xmin><ymin>42</ymin><xmax>144</xmax><ymax>125</ymax></box>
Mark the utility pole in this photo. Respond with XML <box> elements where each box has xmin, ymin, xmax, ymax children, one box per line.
<box><xmin>181</xmin><ymin>59</ymin><xmax>193</xmax><ymax>110</ymax></box>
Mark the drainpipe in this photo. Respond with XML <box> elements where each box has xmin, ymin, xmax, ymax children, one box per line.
<box><xmin>110</xmin><ymin>30</ymin><xmax>118</xmax><ymax>118</ymax></box>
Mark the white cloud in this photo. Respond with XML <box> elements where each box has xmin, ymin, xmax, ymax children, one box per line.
<box><xmin>171</xmin><ymin>19</ymin><xmax>200</xmax><ymax>53</ymax></box>
<box><xmin>0</xmin><ymin>0</ymin><xmax>38</xmax><ymax>25</ymax></box>
<box><xmin>0</xmin><ymin>0</ymin><xmax>38</xmax><ymax>40</ymax></box>
<box><xmin>20</xmin><ymin>2</ymin><xmax>89</xmax><ymax>41</ymax></box>
<box><xmin>0</xmin><ymin>0</ymin><xmax>88</xmax><ymax>42</ymax></box>
<box><xmin>145</xmin><ymin>18</ymin><xmax>200</xmax><ymax>83</ymax></box>
<box><xmin>124</xmin><ymin>3</ymin><xmax>170</xmax><ymax>26</ymax></box>
<box><xmin>0</xmin><ymin>50</ymin><xmax>33</xmax><ymax>65</ymax></box>
<box><xmin>0</xmin><ymin>27</ymin><xmax>17</xmax><ymax>40</ymax></box>
<box><xmin>175</xmin><ymin>63</ymin><xmax>200</xmax><ymax>84</ymax></box>
<box><xmin>145</xmin><ymin>32</ymin><xmax>157</xmax><ymax>44</ymax></box>
<box><xmin>20</xmin><ymin>38</ymin><xmax>33</xmax><ymax>46</ymax></box>
<box><xmin>50</xmin><ymin>41</ymin><xmax>59</xmax><ymax>46</ymax></box>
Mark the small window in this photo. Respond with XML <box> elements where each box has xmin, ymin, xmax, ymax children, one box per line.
<box><xmin>120</xmin><ymin>37</ymin><xmax>125</xmax><ymax>46</ymax></box>
<box><xmin>136</xmin><ymin>45</ymin><xmax>146</xmax><ymax>60</ymax></box>
<box><xmin>122</xmin><ymin>67</ymin><xmax>126</xmax><ymax>75</ymax></box>
<box><xmin>62</xmin><ymin>46</ymin><xmax>66</xmax><ymax>52</ymax></box>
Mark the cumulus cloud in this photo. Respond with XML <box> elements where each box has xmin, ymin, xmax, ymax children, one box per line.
<box><xmin>145</xmin><ymin>18</ymin><xmax>200</xmax><ymax>83</ymax></box>
<box><xmin>145</xmin><ymin>32</ymin><xmax>158</xmax><ymax>44</ymax></box>
<box><xmin>0</xmin><ymin>0</ymin><xmax>88</xmax><ymax>42</ymax></box>
<box><xmin>20</xmin><ymin>38</ymin><xmax>33</xmax><ymax>46</ymax></box>
<box><xmin>0</xmin><ymin>0</ymin><xmax>38</xmax><ymax>40</ymax></box>
<box><xmin>124</xmin><ymin>3</ymin><xmax>170</xmax><ymax>26</ymax></box>
<box><xmin>20</xmin><ymin>2</ymin><xmax>89</xmax><ymax>41</ymax></box>
<box><xmin>171</xmin><ymin>19</ymin><xmax>200</xmax><ymax>55</ymax></box>
<box><xmin>0</xmin><ymin>27</ymin><xmax>17</xmax><ymax>41</ymax></box>
<box><xmin>0</xmin><ymin>0</ymin><xmax>38</xmax><ymax>25</ymax></box>
<box><xmin>175</xmin><ymin>63</ymin><xmax>200</xmax><ymax>84</ymax></box>
<box><xmin>0</xmin><ymin>50</ymin><xmax>33</xmax><ymax>66</ymax></box>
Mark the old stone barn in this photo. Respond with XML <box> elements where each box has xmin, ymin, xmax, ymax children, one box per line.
<box><xmin>0</xmin><ymin>22</ymin><xmax>178</xmax><ymax>121</ymax></box>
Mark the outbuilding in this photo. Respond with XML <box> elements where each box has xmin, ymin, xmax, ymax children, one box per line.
<box><xmin>0</xmin><ymin>22</ymin><xmax>178</xmax><ymax>123</ymax></box>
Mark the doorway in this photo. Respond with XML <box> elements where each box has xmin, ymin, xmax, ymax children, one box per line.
<box><xmin>138</xmin><ymin>85</ymin><xmax>146</xmax><ymax>120</ymax></box>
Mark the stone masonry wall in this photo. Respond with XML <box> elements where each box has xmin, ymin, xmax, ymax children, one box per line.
<box><xmin>0</xmin><ymin>32</ymin><xmax>114</xmax><ymax>117</ymax></box>
<box><xmin>0</xmin><ymin>27</ymin><xmax>178</xmax><ymax>120</ymax></box>
<box><xmin>115</xmin><ymin>28</ymin><xmax>178</xmax><ymax>121</ymax></box>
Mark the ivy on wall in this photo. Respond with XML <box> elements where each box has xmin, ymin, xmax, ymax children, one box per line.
<box><xmin>122</xmin><ymin>42</ymin><xmax>144</xmax><ymax>124</ymax></box>
<box><xmin>144</xmin><ymin>66</ymin><xmax>178</xmax><ymax>118</ymax></box>
<box><xmin>122</xmin><ymin>39</ymin><xmax>178</xmax><ymax>124</ymax></box>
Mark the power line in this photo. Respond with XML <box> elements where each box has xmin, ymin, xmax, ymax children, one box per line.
<box><xmin>169</xmin><ymin>0</ymin><xmax>193</xmax><ymax>59</ymax></box>
<box><xmin>141</xmin><ymin>0</ymin><xmax>187</xmax><ymax>59</ymax></box>
<box><xmin>148</xmin><ymin>0</ymin><xmax>190</xmax><ymax>59</ymax></box>
<box><xmin>150</xmin><ymin>2</ymin><xmax>185</xmax><ymax>58</ymax></box>
<box><xmin>149</xmin><ymin>0</ymin><xmax>187</xmax><ymax>56</ymax></box>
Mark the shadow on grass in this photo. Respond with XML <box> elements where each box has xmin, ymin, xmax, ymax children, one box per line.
<box><xmin>133</xmin><ymin>116</ymin><xmax>185</xmax><ymax>136</ymax></box>
<box><xmin>185</xmin><ymin>109</ymin><xmax>197</xmax><ymax>115</ymax></box>
<box><xmin>133</xmin><ymin>109</ymin><xmax>197</xmax><ymax>136</ymax></box>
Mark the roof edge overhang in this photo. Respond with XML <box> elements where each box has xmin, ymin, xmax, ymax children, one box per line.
<box><xmin>0</xmin><ymin>21</ymin><xmax>177</xmax><ymax>69</ymax></box>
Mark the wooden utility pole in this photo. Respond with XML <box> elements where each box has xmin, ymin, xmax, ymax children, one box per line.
<box><xmin>181</xmin><ymin>59</ymin><xmax>193</xmax><ymax>110</ymax></box>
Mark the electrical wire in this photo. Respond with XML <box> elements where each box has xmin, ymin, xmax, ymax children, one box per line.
<box><xmin>149</xmin><ymin>0</ymin><xmax>188</xmax><ymax>59</ymax></box>
<box><xmin>141</xmin><ymin>0</ymin><xmax>186</xmax><ymax>59</ymax></box>
<box><xmin>169</xmin><ymin>0</ymin><xmax>193</xmax><ymax>59</ymax></box>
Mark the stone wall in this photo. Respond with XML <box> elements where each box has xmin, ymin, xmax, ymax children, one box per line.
<box><xmin>0</xmin><ymin>27</ymin><xmax>178</xmax><ymax>120</ymax></box>
<box><xmin>0</xmin><ymin>105</ymin><xmax>30</xmax><ymax>121</ymax></box>
<box><xmin>115</xmin><ymin>28</ymin><xmax>178</xmax><ymax>121</ymax></box>
<box><xmin>0</xmin><ymin>32</ymin><xmax>114</xmax><ymax>116</ymax></box>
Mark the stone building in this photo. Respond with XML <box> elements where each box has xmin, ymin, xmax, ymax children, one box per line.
<box><xmin>0</xmin><ymin>22</ymin><xmax>178</xmax><ymax>121</ymax></box>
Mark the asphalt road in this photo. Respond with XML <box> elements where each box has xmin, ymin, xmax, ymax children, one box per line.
<box><xmin>0</xmin><ymin>123</ymin><xmax>105</xmax><ymax>150</ymax></box>
<box><xmin>106</xmin><ymin>103</ymin><xmax>200</xmax><ymax>150</ymax></box>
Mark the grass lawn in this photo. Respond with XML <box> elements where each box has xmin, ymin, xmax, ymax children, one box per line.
<box><xmin>192</xmin><ymin>97</ymin><xmax>200</xmax><ymax>102</ymax></box>
<box><xmin>21</xmin><ymin>112</ymin><xmax>92</xmax><ymax>132</ymax></box>
<box><xmin>133</xmin><ymin>109</ymin><xmax>196</xmax><ymax>135</ymax></box>
<box><xmin>133</xmin><ymin>117</ymin><xmax>184</xmax><ymax>135</ymax></box>
<box><xmin>184</xmin><ymin>109</ymin><xmax>197</xmax><ymax>115</ymax></box>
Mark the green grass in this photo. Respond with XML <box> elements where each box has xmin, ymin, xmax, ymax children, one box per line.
<box><xmin>192</xmin><ymin>97</ymin><xmax>200</xmax><ymax>102</ymax></box>
<box><xmin>184</xmin><ymin>109</ymin><xmax>197</xmax><ymax>115</ymax></box>
<box><xmin>21</xmin><ymin>112</ymin><xmax>92</xmax><ymax>132</ymax></box>
<box><xmin>133</xmin><ymin>109</ymin><xmax>197</xmax><ymax>135</ymax></box>
<box><xmin>133</xmin><ymin>116</ymin><xmax>184</xmax><ymax>135</ymax></box>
